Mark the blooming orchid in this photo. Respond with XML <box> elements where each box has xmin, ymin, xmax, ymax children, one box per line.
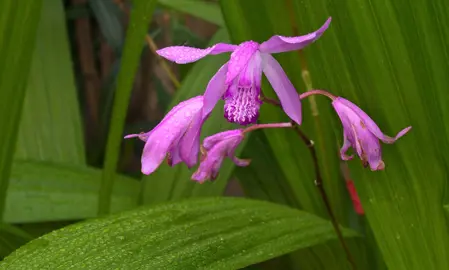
<box><xmin>332</xmin><ymin>97</ymin><xmax>412</xmax><ymax>171</ymax></box>
<box><xmin>124</xmin><ymin>96</ymin><xmax>206</xmax><ymax>175</ymax></box>
<box><xmin>156</xmin><ymin>18</ymin><xmax>331</xmax><ymax>126</ymax></box>
<box><xmin>192</xmin><ymin>129</ymin><xmax>250</xmax><ymax>182</ymax></box>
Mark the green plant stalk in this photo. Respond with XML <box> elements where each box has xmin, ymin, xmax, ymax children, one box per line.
<box><xmin>0</xmin><ymin>0</ymin><xmax>43</xmax><ymax>219</ymax></box>
<box><xmin>99</xmin><ymin>0</ymin><xmax>158</xmax><ymax>215</ymax></box>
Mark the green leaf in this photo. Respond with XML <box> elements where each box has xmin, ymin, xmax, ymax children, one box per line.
<box><xmin>292</xmin><ymin>0</ymin><xmax>449</xmax><ymax>269</ymax></box>
<box><xmin>0</xmin><ymin>197</ymin><xmax>358</xmax><ymax>269</ymax></box>
<box><xmin>158</xmin><ymin>0</ymin><xmax>224</xmax><ymax>26</ymax></box>
<box><xmin>4</xmin><ymin>160</ymin><xmax>139</xmax><ymax>223</ymax></box>
<box><xmin>140</xmin><ymin>28</ymin><xmax>245</xmax><ymax>204</ymax></box>
<box><xmin>15</xmin><ymin>0</ymin><xmax>86</xmax><ymax>165</ymax></box>
<box><xmin>0</xmin><ymin>0</ymin><xmax>43</xmax><ymax>218</ymax></box>
<box><xmin>100</xmin><ymin>0</ymin><xmax>158</xmax><ymax>215</ymax></box>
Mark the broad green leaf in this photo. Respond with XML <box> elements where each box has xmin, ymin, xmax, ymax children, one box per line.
<box><xmin>292</xmin><ymin>0</ymin><xmax>449</xmax><ymax>269</ymax></box>
<box><xmin>0</xmin><ymin>0</ymin><xmax>43</xmax><ymax>217</ymax></box>
<box><xmin>0</xmin><ymin>197</ymin><xmax>358</xmax><ymax>269</ymax></box>
<box><xmin>100</xmin><ymin>0</ymin><xmax>158</xmax><ymax>215</ymax></box>
<box><xmin>4</xmin><ymin>160</ymin><xmax>139</xmax><ymax>223</ymax></box>
<box><xmin>158</xmin><ymin>0</ymin><xmax>224</xmax><ymax>26</ymax></box>
<box><xmin>15</xmin><ymin>0</ymin><xmax>85</xmax><ymax>165</ymax></box>
<box><xmin>141</xmin><ymin>28</ymin><xmax>246</xmax><ymax>204</ymax></box>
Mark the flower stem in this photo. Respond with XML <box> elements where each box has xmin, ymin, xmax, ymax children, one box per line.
<box><xmin>260</xmin><ymin>89</ymin><xmax>335</xmax><ymax>108</ymax></box>
<box><xmin>299</xmin><ymin>89</ymin><xmax>336</xmax><ymax>100</ymax></box>
<box><xmin>292</xmin><ymin>125</ymin><xmax>357</xmax><ymax>270</ymax></box>
<box><xmin>243</xmin><ymin>122</ymin><xmax>292</xmax><ymax>134</ymax></box>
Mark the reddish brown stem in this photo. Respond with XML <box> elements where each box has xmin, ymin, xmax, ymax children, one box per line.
<box><xmin>243</xmin><ymin>122</ymin><xmax>292</xmax><ymax>134</ymax></box>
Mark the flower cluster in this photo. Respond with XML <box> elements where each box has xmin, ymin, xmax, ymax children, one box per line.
<box><xmin>125</xmin><ymin>17</ymin><xmax>411</xmax><ymax>183</ymax></box>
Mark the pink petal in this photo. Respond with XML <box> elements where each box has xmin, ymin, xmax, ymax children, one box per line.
<box><xmin>332</xmin><ymin>100</ymin><xmax>363</xmax><ymax>157</ymax></box>
<box><xmin>168</xmin><ymin>142</ymin><xmax>182</xmax><ymax>167</ymax></box>
<box><xmin>259</xmin><ymin>17</ymin><xmax>331</xmax><ymax>54</ymax></box>
<box><xmin>191</xmin><ymin>144</ymin><xmax>227</xmax><ymax>183</ymax></box>
<box><xmin>203</xmin><ymin>63</ymin><xmax>228</xmax><ymax>117</ymax></box>
<box><xmin>124</xmin><ymin>132</ymin><xmax>150</xmax><ymax>142</ymax></box>
<box><xmin>231</xmin><ymin>156</ymin><xmax>251</xmax><ymax>167</ymax></box>
<box><xmin>158</xmin><ymin>96</ymin><xmax>204</xmax><ymax>127</ymax></box>
<box><xmin>340</xmin><ymin>132</ymin><xmax>354</xmax><ymax>161</ymax></box>
<box><xmin>141</xmin><ymin>135</ymin><xmax>176</xmax><ymax>175</ymax></box>
<box><xmin>336</xmin><ymin>97</ymin><xmax>412</xmax><ymax>144</ymax></box>
<box><xmin>192</xmin><ymin>130</ymin><xmax>245</xmax><ymax>182</ymax></box>
<box><xmin>179</xmin><ymin>112</ymin><xmax>204</xmax><ymax>168</ymax></box>
<box><xmin>226</xmin><ymin>136</ymin><xmax>250</xmax><ymax>167</ymax></box>
<box><xmin>262</xmin><ymin>54</ymin><xmax>302</xmax><ymax>125</ymax></box>
<box><xmin>203</xmin><ymin>129</ymin><xmax>242</xmax><ymax>151</ymax></box>
<box><xmin>360</xmin><ymin>132</ymin><xmax>384</xmax><ymax>171</ymax></box>
<box><xmin>238</xmin><ymin>51</ymin><xmax>263</xmax><ymax>87</ymax></box>
<box><xmin>140</xmin><ymin>96</ymin><xmax>203</xmax><ymax>175</ymax></box>
<box><xmin>389</xmin><ymin>126</ymin><xmax>412</xmax><ymax>143</ymax></box>
<box><xmin>156</xmin><ymin>43</ymin><xmax>237</xmax><ymax>64</ymax></box>
<box><xmin>124</xmin><ymin>134</ymin><xmax>139</xmax><ymax>139</ymax></box>
<box><xmin>226</xmin><ymin>41</ymin><xmax>259</xmax><ymax>84</ymax></box>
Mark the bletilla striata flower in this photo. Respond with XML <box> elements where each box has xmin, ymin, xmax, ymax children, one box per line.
<box><xmin>124</xmin><ymin>96</ymin><xmax>206</xmax><ymax>175</ymax></box>
<box><xmin>332</xmin><ymin>97</ymin><xmax>412</xmax><ymax>171</ymax></box>
<box><xmin>192</xmin><ymin>129</ymin><xmax>250</xmax><ymax>182</ymax></box>
<box><xmin>157</xmin><ymin>18</ymin><xmax>331</xmax><ymax>126</ymax></box>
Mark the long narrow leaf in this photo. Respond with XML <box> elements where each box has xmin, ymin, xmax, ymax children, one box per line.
<box><xmin>15</xmin><ymin>0</ymin><xmax>85</xmax><ymax>165</ymax></box>
<box><xmin>0</xmin><ymin>0</ymin><xmax>43</xmax><ymax>218</ymax></box>
<box><xmin>100</xmin><ymin>0</ymin><xmax>158</xmax><ymax>214</ymax></box>
<box><xmin>4</xmin><ymin>160</ymin><xmax>139</xmax><ymax>223</ymax></box>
